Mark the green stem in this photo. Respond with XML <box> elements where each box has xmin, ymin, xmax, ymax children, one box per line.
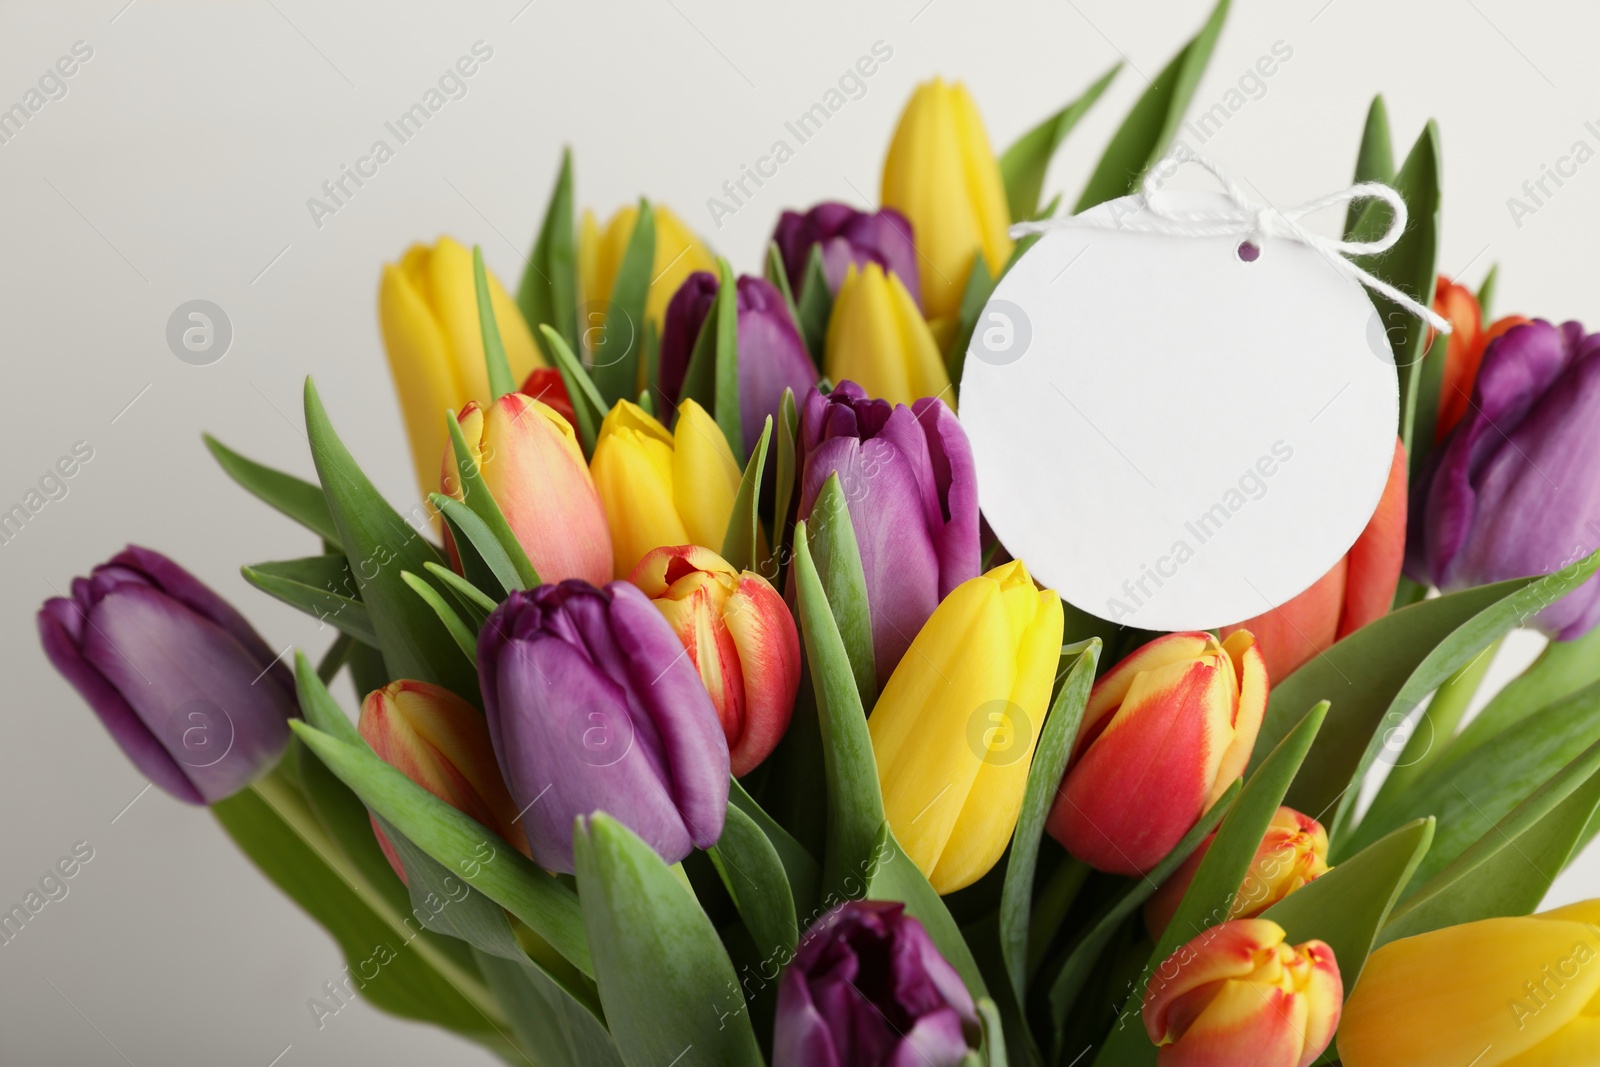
<box><xmin>250</xmin><ymin>765</ymin><xmax>511</xmax><ymax>1031</ymax></box>
<box><xmin>1382</xmin><ymin>636</ymin><xmax>1503</xmax><ymax>801</ymax></box>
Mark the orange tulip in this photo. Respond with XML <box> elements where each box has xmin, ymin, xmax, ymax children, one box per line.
<box><xmin>443</xmin><ymin>391</ymin><xmax>612</xmax><ymax>586</ymax></box>
<box><xmin>1145</xmin><ymin>806</ymin><xmax>1330</xmax><ymax>938</ymax></box>
<box><xmin>1143</xmin><ymin>919</ymin><xmax>1341</xmax><ymax>1067</ymax></box>
<box><xmin>1047</xmin><ymin>631</ymin><xmax>1267</xmax><ymax>876</ymax></box>
<box><xmin>1223</xmin><ymin>437</ymin><xmax>1407</xmax><ymax>681</ymax></box>
<box><xmin>628</xmin><ymin>545</ymin><xmax>800</xmax><ymax>776</ymax></box>
<box><xmin>357</xmin><ymin>680</ymin><xmax>529</xmax><ymax>881</ymax></box>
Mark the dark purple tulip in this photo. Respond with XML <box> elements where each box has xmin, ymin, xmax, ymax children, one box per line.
<box><xmin>659</xmin><ymin>272</ymin><xmax>817</xmax><ymax>455</ymax></box>
<box><xmin>37</xmin><ymin>546</ymin><xmax>295</xmax><ymax>804</ymax></box>
<box><xmin>1407</xmin><ymin>319</ymin><xmax>1600</xmax><ymax>638</ymax></box>
<box><xmin>773</xmin><ymin>901</ymin><xmax>978</xmax><ymax>1067</ymax></box>
<box><xmin>798</xmin><ymin>381</ymin><xmax>980</xmax><ymax>684</ymax></box>
<box><xmin>478</xmin><ymin>579</ymin><xmax>729</xmax><ymax>873</ymax></box>
<box><xmin>772</xmin><ymin>202</ymin><xmax>922</xmax><ymax>308</ymax></box>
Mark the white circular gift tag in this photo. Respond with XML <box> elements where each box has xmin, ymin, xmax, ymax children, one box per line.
<box><xmin>960</xmin><ymin>190</ymin><xmax>1399</xmax><ymax>632</ymax></box>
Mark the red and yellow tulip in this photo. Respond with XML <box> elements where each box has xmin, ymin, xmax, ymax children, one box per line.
<box><xmin>1223</xmin><ymin>438</ymin><xmax>1407</xmax><ymax>681</ymax></box>
<box><xmin>444</xmin><ymin>392</ymin><xmax>612</xmax><ymax>587</ymax></box>
<box><xmin>1143</xmin><ymin>919</ymin><xmax>1341</xmax><ymax>1067</ymax></box>
<box><xmin>1145</xmin><ymin>806</ymin><xmax>1330</xmax><ymax>938</ymax></box>
<box><xmin>357</xmin><ymin>680</ymin><xmax>529</xmax><ymax>880</ymax></box>
<box><xmin>1339</xmin><ymin>899</ymin><xmax>1600</xmax><ymax>1067</ymax></box>
<box><xmin>629</xmin><ymin>545</ymin><xmax>800</xmax><ymax>776</ymax></box>
<box><xmin>1048</xmin><ymin>631</ymin><xmax>1267</xmax><ymax>876</ymax></box>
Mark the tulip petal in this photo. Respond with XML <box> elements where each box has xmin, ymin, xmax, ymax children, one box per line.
<box><xmin>672</xmin><ymin>400</ymin><xmax>742</xmax><ymax>551</ymax></box>
<box><xmin>1338</xmin><ymin>437</ymin><xmax>1408</xmax><ymax>639</ymax></box>
<box><xmin>1144</xmin><ymin>919</ymin><xmax>1287</xmax><ymax>1043</ymax></box>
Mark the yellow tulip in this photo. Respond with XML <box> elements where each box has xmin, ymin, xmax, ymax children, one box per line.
<box><xmin>379</xmin><ymin>237</ymin><xmax>542</xmax><ymax>496</ymax></box>
<box><xmin>589</xmin><ymin>399</ymin><xmax>741</xmax><ymax>578</ymax></box>
<box><xmin>824</xmin><ymin>263</ymin><xmax>952</xmax><ymax>410</ymax></box>
<box><xmin>580</xmin><ymin>203</ymin><xmax>715</xmax><ymax>328</ymax></box>
<box><xmin>1339</xmin><ymin>899</ymin><xmax>1600</xmax><ymax>1067</ymax></box>
<box><xmin>881</xmin><ymin>78</ymin><xmax>1014</xmax><ymax>323</ymax></box>
<box><xmin>868</xmin><ymin>560</ymin><xmax>1063</xmax><ymax>893</ymax></box>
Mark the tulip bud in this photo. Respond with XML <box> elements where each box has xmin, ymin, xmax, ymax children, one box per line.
<box><xmin>1145</xmin><ymin>807</ymin><xmax>1330</xmax><ymax>938</ymax></box>
<box><xmin>1407</xmin><ymin>319</ymin><xmax>1600</xmax><ymax>638</ymax></box>
<box><xmin>519</xmin><ymin>366</ymin><xmax>576</xmax><ymax>428</ymax></box>
<box><xmin>1339</xmin><ymin>899</ymin><xmax>1600</xmax><ymax>1067</ymax></box>
<box><xmin>1048</xmin><ymin>631</ymin><xmax>1268</xmax><ymax>876</ymax></box>
<box><xmin>658</xmin><ymin>272</ymin><xmax>817</xmax><ymax>455</ymax></box>
<box><xmin>771</xmin><ymin>201</ymin><xmax>921</xmax><ymax>305</ymax></box>
<box><xmin>589</xmin><ymin>399</ymin><xmax>742</xmax><ymax>579</ymax></box>
<box><xmin>798</xmin><ymin>381</ymin><xmax>980</xmax><ymax>683</ymax></box>
<box><xmin>444</xmin><ymin>392</ymin><xmax>612</xmax><ymax>586</ymax></box>
<box><xmin>773</xmin><ymin>901</ymin><xmax>979</xmax><ymax>1067</ymax></box>
<box><xmin>824</xmin><ymin>263</ymin><xmax>952</xmax><ymax>410</ymax></box>
<box><xmin>870</xmin><ymin>561</ymin><xmax>1063</xmax><ymax>893</ymax></box>
<box><xmin>379</xmin><ymin>236</ymin><xmax>544</xmax><ymax>495</ymax></box>
<box><xmin>628</xmin><ymin>545</ymin><xmax>800</xmax><ymax>777</ymax></box>
<box><xmin>357</xmin><ymin>680</ymin><xmax>529</xmax><ymax>881</ymax></box>
<box><xmin>1223</xmin><ymin>438</ymin><xmax>1407</xmax><ymax>680</ymax></box>
<box><xmin>881</xmin><ymin>78</ymin><xmax>1013</xmax><ymax>322</ymax></box>
<box><xmin>1143</xmin><ymin>919</ymin><xmax>1341</xmax><ymax>1067</ymax></box>
<box><xmin>580</xmin><ymin>202</ymin><xmax>714</xmax><ymax>329</ymax></box>
<box><xmin>478</xmin><ymin>579</ymin><xmax>729</xmax><ymax>872</ymax></box>
<box><xmin>37</xmin><ymin>546</ymin><xmax>295</xmax><ymax>804</ymax></box>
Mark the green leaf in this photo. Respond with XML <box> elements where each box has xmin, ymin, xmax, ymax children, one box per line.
<box><xmin>1348</xmin><ymin>121</ymin><xmax>1440</xmax><ymax>451</ymax></box>
<box><xmin>424</xmin><ymin>560</ymin><xmax>497</xmax><ymax>619</ymax></box>
<box><xmin>204</xmin><ymin>434</ymin><xmax>340</xmax><ymax>546</ymax></box>
<box><xmin>475</xmin><ymin>950</ymin><xmax>625</xmax><ymax>1067</ymax></box>
<box><xmin>216</xmin><ymin>760</ymin><xmax>510</xmax><ymax>1047</ymax></box>
<box><xmin>791</xmin><ymin>519</ymin><xmax>885</xmax><ymax>905</ymax></box>
<box><xmin>1477</xmin><ymin>263</ymin><xmax>1499</xmax><ymax>323</ymax></box>
<box><xmin>591</xmin><ymin>199</ymin><xmax>655</xmax><ymax>407</ymax></box>
<box><xmin>764</xmin><ymin>241</ymin><xmax>803</xmax><ymax>335</ymax></box>
<box><xmin>1095</xmin><ymin>702</ymin><xmax>1326</xmax><ymax>1067</ymax></box>
<box><xmin>432</xmin><ymin>492</ymin><xmax>520</xmax><ymax>601</ymax></box>
<box><xmin>1000</xmin><ymin>64</ymin><xmax>1120</xmax><ymax>222</ymax></box>
<box><xmin>795</xmin><ymin>244</ymin><xmax>833</xmax><ymax>366</ymax></box>
<box><xmin>539</xmin><ymin>325</ymin><xmax>608</xmax><ymax>457</ymax></box>
<box><xmin>1045</xmin><ymin>781</ymin><xmax>1238</xmax><ymax>1036</ymax></box>
<box><xmin>1000</xmin><ymin>639</ymin><xmax>1100</xmax><ymax>999</ymax></box>
<box><xmin>708</xmin><ymin>802</ymin><xmax>798</xmax><ymax>965</ymax></box>
<box><xmin>472</xmin><ymin>245</ymin><xmax>516</xmax><ymax>401</ymax></box>
<box><xmin>519</xmin><ymin>147</ymin><xmax>580</xmax><ymax>361</ymax></box>
<box><xmin>1074</xmin><ymin>0</ymin><xmax>1231</xmax><ymax>211</ymax></box>
<box><xmin>865</xmin><ymin>822</ymin><xmax>989</xmax><ymax>1000</ymax></box>
<box><xmin>1383</xmin><ymin>738</ymin><xmax>1600</xmax><ymax>943</ymax></box>
<box><xmin>303</xmin><ymin>378</ymin><xmax>478</xmax><ymax>700</ymax></box>
<box><xmin>315</xmin><ymin>631</ymin><xmax>353</xmax><ymax>685</ymax></box>
<box><xmin>720</xmin><ymin>417</ymin><xmax>771</xmax><ymax>572</ymax></box>
<box><xmin>291</xmin><ymin>721</ymin><xmax>593</xmax><ymax>978</ymax></box>
<box><xmin>1346</xmin><ymin>95</ymin><xmax>1395</xmax><ymax>235</ymax></box>
<box><xmin>241</xmin><ymin>554</ymin><xmax>375</xmax><ymax>646</ymax></box>
<box><xmin>679</xmin><ymin>257</ymin><xmax>743</xmax><ymax>460</ymax></box>
<box><xmin>446</xmin><ymin>411</ymin><xmax>539</xmax><ymax>589</ymax></box>
<box><xmin>975</xmin><ymin>996</ymin><xmax>1009</xmax><ymax>1067</ymax></box>
<box><xmin>946</xmin><ymin>251</ymin><xmax>994</xmax><ymax>389</ymax></box>
<box><xmin>379</xmin><ymin>819</ymin><xmax>525</xmax><ymax>962</ymax></box>
<box><xmin>1351</xmin><ymin>682</ymin><xmax>1600</xmax><ymax>886</ymax></box>
<box><xmin>1407</xmin><ymin>329</ymin><xmax>1451</xmax><ymax>490</ymax></box>
<box><xmin>729</xmin><ymin>776</ymin><xmax>820</xmax><ymax>916</ymax></box>
<box><xmin>400</xmin><ymin>570</ymin><xmax>476</xmax><ymax>661</ymax></box>
<box><xmin>1252</xmin><ymin>556</ymin><xmax>1600</xmax><ymax>845</ymax></box>
<box><xmin>1437</xmin><ymin>624</ymin><xmax>1600</xmax><ymax>773</ymax></box>
<box><xmin>1261</xmin><ymin>817</ymin><xmax>1432</xmax><ymax>997</ymax></box>
<box><xmin>805</xmin><ymin>474</ymin><xmax>876</xmax><ymax>707</ymax></box>
<box><xmin>770</xmin><ymin>388</ymin><xmax>800</xmax><ymax>581</ymax></box>
<box><xmin>574</xmin><ymin>813</ymin><xmax>765</xmax><ymax>1066</ymax></box>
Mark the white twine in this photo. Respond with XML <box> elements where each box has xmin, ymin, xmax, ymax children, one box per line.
<box><xmin>1010</xmin><ymin>150</ymin><xmax>1451</xmax><ymax>334</ymax></box>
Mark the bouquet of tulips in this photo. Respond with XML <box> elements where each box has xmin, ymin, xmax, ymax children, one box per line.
<box><xmin>37</xmin><ymin>4</ymin><xmax>1600</xmax><ymax>1065</ymax></box>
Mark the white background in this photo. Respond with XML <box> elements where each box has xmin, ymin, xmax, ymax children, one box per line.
<box><xmin>1</xmin><ymin>0</ymin><xmax>1596</xmax><ymax>1063</ymax></box>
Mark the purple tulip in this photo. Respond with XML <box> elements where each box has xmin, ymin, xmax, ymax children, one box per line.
<box><xmin>772</xmin><ymin>202</ymin><xmax>922</xmax><ymax>307</ymax></box>
<box><xmin>798</xmin><ymin>381</ymin><xmax>980</xmax><ymax>683</ymax></box>
<box><xmin>1408</xmin><ymin>319</ymin><xmax>1600</xmax><ymax>638</ymax></box>
<box><xmin>773</xmin><ymin>901</ymin><xmax>978</xmax><ymax>1067</ymax></box>
<box><xmin>659</xmin><ymin>272</ymin><xmax>817</xmax><ymax>455</ymax></box>
<box><xmin>478</xmin><ymin>579</ymin><xmax>729</xmax><ymax>873</ymax></box>
<box><xmin>37</xmin><ymin>546</ymin><xmax>295</xmax><ymax>804</ymax></box>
